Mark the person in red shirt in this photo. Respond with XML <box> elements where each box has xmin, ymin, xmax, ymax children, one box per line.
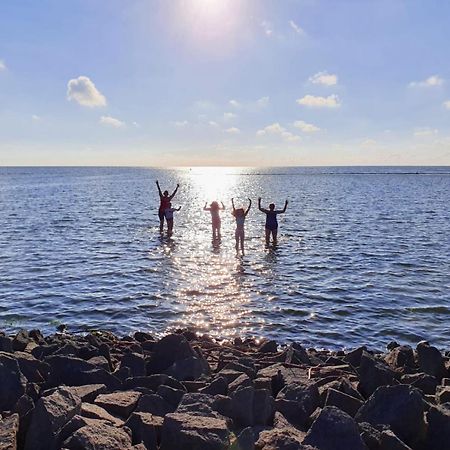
<box><xmin>156</xmin><ymin>180</ymin><xmax>179</xmax><ymax>232</ymax></box>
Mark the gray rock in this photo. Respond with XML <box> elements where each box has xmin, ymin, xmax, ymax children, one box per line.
<box><xmin>160</xmin><ymin>412</ymin><xmax>230</xmax><ymax>450</ymax></box>
<box><xmin>135</xmin><ymin>394</ymin><xmax>174</xmax><ymax>416</ymax></box>
<box><xmin>384</xmin><ymin>345</ymin><xmax>415</xmax><ymax>369</ymax></box>
<box><xmin>379</xmin><ymin>430</ymin><xmax>413</xmax><ymax>450</ymax></box>
<box><xmin>355</xmin><ymin>384</ymin><xmax>425</xmax><ymax>447</ymax></box>
<box><xmin>125</xmin><ymin>412</ymin><xmax>163</xmax><ymax>450</ymax></box>
<box><xmin>222</xmin><ymin>361</ymin><xmax>256</xmax><ymax>379</ymax></box>
<box><xmin>81</xmin><ymin>403</ymin><xmax>124</xmax><ymax>426</ymax></box>
<box><xmin>12</xmin><ymin>330</ymin><xmax>30</xmax><ymax>352</ymax></box>
<box><xmin>120</xmin><ymin>352</ymin><xmax>145</xmax><ymax>378</ymax></box>
<box><xmin>401</xmin><ymin>372</ymin><xmax>438</xmax><ymax>395</ymax></box>
<box><xmin>303</xmin><ymin>406</ymin><xmax>368</xmax><ymax>450</ymax></box>
<box><xmin>231</xmin><ymin>386</ymin><xmax>254</xmax><ymax>427</ymax></box>
<box><xmin>94</xmin><ymin>391</ymin><xmax>141</xmax><ymax>418</ymax></box>
<box><xmin>156</xmin><ymin>385</ymin><xmax>185</xmax><ymax>408</ymax></box>
<box><xmin>235</xmin><ymin>427</ymin><xmax>255</xmax><ymax>450</ymax></box>
<box><xmin>253</xmin><ymin>389</ymin><xmax>275</xmax><ymax>425</ymax></box>
<box><xmin>344</xmin><ymin>346</ymin><xmax>367</xmax><ymax>368</ymax></box>
<box><xmin>199</xmin><ymin>376</ymin><xmax>228</xmax><ymax>396</ymax></box>
<box><xmin>425</xmin><ymin>404</ymin><xmax>450</xmax><ymax>450</ymax></box>
<box><xmin>24</xmin><ymin>387</ymin><xmax>81</xmax><ymax>450</ymax></box>
<box><xmin>417</xmin><ymin>341</ymin><xmax>447</xmax><ymax>380</ymax></box>
<box><xmin>64</xmin><ymin>423</ymin><xmax>132</xmax><ymax>450</ymax></box>
<box><xmin>0</xmin><ymin>352</ymin><xmax>27</xmax><ymax>411</ymax></box>
<box><xmin>325</xmin><ymin>388</ymin><xmax>363</xmax><ymax>417</ymax></box>
<box><xmin>0</xmin><ymin>336</ymin><xmax>13</xmax><ymax>353</ymax></box>
<box><xmin>165</xmin><ymin>356</ymin><xmax>209</xmax><ymax>381</ymax></box>
<box><xmin>358</xmin><ymin>352</ymin><xmax>396</xmax><ymax>397</ymax></box>
<box><xmin>0</xmin><ymin>413</ymin><xmax>19</xmax><ymax>450</ymax></box>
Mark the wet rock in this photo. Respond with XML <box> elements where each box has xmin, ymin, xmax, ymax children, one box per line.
<box><xmin>125</xmin><ymin>412</ymin><xmax>163</xmax><ymax>450</ymax></box>
<box><xmin>355</xmin><ymin>384</ymin><xmax>425</xmax><ymax>447</ymax></box>
<box><xmin>120</xmin><ymin>352</ymin><xmax>145</xmax><ymax>378</ymax></box>
<box><xmin>384</xmin><ymin>345</ymin><xmax>415</xmax><ymax>369</ymax></box>
<box><xmin>0</xmin><ymin>413</ymin><xmax>19</xmax><ymax>450</ymax></box>
<box><xmin>24</xmin><ymin>387</ymin><xmax>81</xmax><ymax>450</ymax></box>
<box><xmin>0</xmin><ymin>352</ymin><xmax>27</xmax><ymax>411</ymax></box>
<box><xmin>199</xmin><ymin>376</ymin><xmax>228</xmax><ymax>396</ymax></box>
<box><xmin>94</xmin><ymin>391</ymin><xmax>141</xmax><ymax>418</ymax></box>
<box><xmin>12</xmin><ymin>330</ymin><xmax>30</xmax><ymax>352</ymax></box>
<box><xmin>358</xmin><ymin>351</ymin><xmax>396</xmax><ymax>397</ymax></box>
<box><xmin>64</xmin><ymin>423</ymin><xmax>132</xmax><ymax>450</ymax></box>
<box><xmin>325</xmin><ymin>388</ymin><xmax>363</xmax><ymax>417</ymax></box>
<box><xmin>303</xmin><ymin>406</ymin><xmax>368</xmax><ymax>450</ymax></box>
<box><xmin>379</xmin><ymin>430</ymin><xmax>413</xmax><ymax>450</ymax></box>
<box><xmin>425</xmin><ymin>404</ymin><xmax>450</xmax><ymax>450</ymax></box>
<box><xmin>166</xmin><ymin>356</ymin><xmax>209</xmax><ymax>381</ymax></box>
<box><xmin>160</xmin><ymin>412</ymin><xmax>230</xmax><ymax>450</ymax></box>
<box><xmin>401</xmin><ymin>372</ymin><xmax>438</xmax><ymax>395</ymax></box>
<box><xmin>81</xmin><ymin>403</ymin><xmax>124</xmax><ymax>426</ymax></box>
<box><xmin>156</xmin><ymin>385</ymin><xmax>185</xmax><ymax>408</ymax></box>
<box><xmin>417</xmin><ymin>341</ymin><xmax>447</xmax><ymax>380</ymax></box>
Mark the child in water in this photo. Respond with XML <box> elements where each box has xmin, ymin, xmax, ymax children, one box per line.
<box><xmin>232</xmin><ymin>197</ymin><xmax>252</xmax><ymax>254</ymax></box>
<box><xmin>204</xmin><ymin>201</ymin><xmax>226</xmax><ymax>240</ymax></box>
<box><xmin>164</xmin><ymin>203</ymin><xmax>181</xmax><ymax>236</ymax></box>
<box><xmin>258</xmin><ymin>197</ymin><xmax>288</xmax><ymax>246</ymax></box>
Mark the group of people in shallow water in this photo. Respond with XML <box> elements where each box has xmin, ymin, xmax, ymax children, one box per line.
<box><xmin>156</xmin><ymin>180</ymin><xmax>288</xmax><ymax>254</ymax></box>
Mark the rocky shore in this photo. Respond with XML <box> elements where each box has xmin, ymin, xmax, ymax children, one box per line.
<box><xmin>1</xmin><ymin>329</ymin><xmax>450</xmax><ymax>450</ymax></box>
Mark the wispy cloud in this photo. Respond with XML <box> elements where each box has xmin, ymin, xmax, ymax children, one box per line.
<box><xmin>297</xmin><ymin>94</ymin><xmax>341</xmax><ymax>108</ymax></box>
<box><xmin>256</xmin><ymin>96</ymin><xmax>269</xmax><ymax>108</ymax></box>
<box><xmin>208</xmin><ymin>121</ymin><xmax>219</xmax><ymax>128</ymax></box>
<box><xmin>0</xmin><ymin>60</ymin><xmax>6</xmax><ymax>71</ymax></box>
<box><xmin>409</xmin><ymin>75</ymin><xmax>444</xmax><ymax>88</ymax></box>
<box><xmin>260</xmin><ymin>20</ymin><xmax>273</xmax><ymax>37</ymax></box>
<box><xmin>361</xmin><ymin>138</ymin><xmax>377</xmax><ymax>148</ymax></box>
<box><xmin>99</xmin><ymin>116</ymin><xmax>125</xmax><ymax>128</ymax></box>
<box><xmin>293</xmin><ymin>120</ymin><xmax>320</xmax><ymax>133</ymax></box>
<box><xmin>256</xmin><ymin>123</ymin><xmax>300</xmax><ymax>142</ymax></box>
<box><xmin>67</xmin><ymin>76</ymin><xmax>106</xmax><ymax>108</ymax></box>
<box><xmin>172</xmin><ymin>120</ymin><xmax>189</xmax><ymax>128</ymax></box>
<box><xmin>31</xmin><ymin>114</ymin><xmax>41</xmax><ymax>122</ymax></box>
<box><xmin>225</xmin><ymin>127</ymin><xmax>240</xmax><ymax>134</ymax></box>
<box><xmin>223</xmin><ymin>112</ymin><xmax>237</xmax><ymax>121</ymax></box>
<box><xmin>289</xmin><ymin>20</ymin><xmax>305</xmax><ymax>35</ymax></box>
<box><xmin>229</xmin><ymin>99</ymin><xmax>241</xmax><ymax>108</ymax></box>
<box><xmin>413</xmin><ymin>127</ymin><xmax>438</xmax><ymax>137</ymax></box>
<box><xmin>309</xmin><ymin>71</ymin><xmax>338</xmax><ymax>86</ymax></box>
<box><xmin>443</xmin><ymin>100</ymin><xmax>450</xmax><ymax>110</ymax></box>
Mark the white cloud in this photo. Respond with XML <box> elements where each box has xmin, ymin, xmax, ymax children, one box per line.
<box><xmin>223</xmin><ymin>112</ymin><xmax>237</xmax><ymax>121</ymax></box>
<box><xmin>361</xmin><ymin>138</ymin><xmax>377</xmax><ymax>148</ymax></box>
<box><xmin>281</xmin><ymin>131</ymin><xmax>301</xmax><ymax>142</ymax></box>
<box><xmin>297</xmin><ymin>94</ymin><xmax>341</xmax><ymax>108</ymax></box>
<box><xmin>67</xmin><ymin>76</ymin><xmax>106</xmax><ymax>107</ymax></box>
<box><xmin>293</xmin><ymin>120</ymin><xmax>320</xmax><ymax>133</ymax></box>
<box><xmin>256</xmin><ymin>96</ymin><xmax>269</xmax><ymax>108</ymax></box>
<box><xmin>132</xmin><ymin>121</ymin><xmax>140</xmax><ymax>128</ymax></box>
<box><xmin>443</xmin><ymin>100</ymin><xmax>450</xmax><ymax>110</ymax></box>
<box><xmin>172</xmin><ymin>120</ymin><xmax>189</xmax><ymax>128</ymax></box>
<box><xmin>99</xmin><ymin>116</ymin><xmax>125</xmax><ymax>128</ymax></box>
<box><xmin>256</xmin><ymin>123</ymin><xmax>300</xmax><ymax>142</ymax></box>
<box><xmin>289</xmin><ymin>20</ymin><xmax>305</xmax><ymax>35</ymax></box>
<box><xmin>413</xmin><ymin>127</ymin><xmax>438</xmax><ymax>137</ymax></box>
<box><xmin>409</xmin><ymin>75</ymin><xmax>444</xmax><ymax>88</ymax></box>
<box><xmin>309</xmin><ymin>71</ymin><xmax>338</xmax><ymax>86</ymax></box>
<box><xmin>0</xmin><ymin>60</ymin><xmax>6</xmax><ymax>71</ymax></box>
<box><xmin>225</xmin><ymin>127</ymin><xmax>240</xmax><ymax>134</ymax></box>
<box><xmin>260</xmin><ymin>20</ymin><xmax>273</xmax><ymax>36</ymax></box>
<box><xmin>31</xmin><ymin>115</ymin><xmax>41</xmax><ymax>122</ymax></box>
<box><xmin>209</xmin><ymin>121</ymin><xmax>219</xmax><ymax>127</ymax></box>
<box><xmin>229</xmin><ymin>99</ymin><xmax>241</xmax><ymax>108</ymax></box>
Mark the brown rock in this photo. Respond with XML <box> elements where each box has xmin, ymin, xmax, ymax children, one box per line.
<box><xmin>95</xmin><ymin>391</ymin><xmax>141</xmax><ymax>418</ymax></box>
<box><xmin>124</xmin><ymin>412</ymin><xmax>163</xmax><ymax>450</ymax></box>
<box><xmin>81</xmin><ymin>403</ymin><xmax>124</xmax><ymax>427</ymax></box>
<box><xmin>64</xmin><ymin>423</ymin><xmax>132</xmax><ymax>450</ymax></box>
<box><xmin>0</xmin><ymin>414</ymin><xmax>19</xmax><ymax>450</ymax></box>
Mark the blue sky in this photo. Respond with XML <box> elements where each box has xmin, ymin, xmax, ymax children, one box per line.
<box><xmin>1</xmin><ymin>0</ymin><xmax>450</xmax><ymax>166</ymax></box>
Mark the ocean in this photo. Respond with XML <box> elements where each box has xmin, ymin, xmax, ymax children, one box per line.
<box><xmin>1</xmin><ymin>166</ymin><xmax>449</xmax><ymax>349</ymax></box>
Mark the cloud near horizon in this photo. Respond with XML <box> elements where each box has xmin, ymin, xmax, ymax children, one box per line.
<box><xmin>409</xmin><ymin>75</ymin><xmax>444</xmax><ymax>88</ymax></box>
<box><xmin>309</xmin><ymin>71</ymin><xmax>338</xmax><ymax>86</ymax></box>
<box><xmin>0</xmin><ymin>60</ymin><xmax>6</xmax><ymax>71</ymax></box>
<box><xmin>99</xmin><ymin>115</ymin><xmax>125</xmax><ymax>128</ymax></box>
<box><xmin>297</xmin><ymin>94</ymin><xmax>341</xmax><ymax>108</ymax></box>
<box><xmin>293</xmin><ymin>120</ymin><xmax>320</xmax><ymax>133</ymax></box>
<box><xmin>67</xmin><ymin>76</ymin><xmax>107</xmax><ymax>107</ymax></box>
<box><xmin>257</xmin><ymin>122</ymin><xmax>300</xmax><ymax>142</ymax></box>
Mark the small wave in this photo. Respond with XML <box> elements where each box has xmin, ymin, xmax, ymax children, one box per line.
<box><xmin>407</xmin><ymin>306</ymin><xmax>450</xmax><ymax>315</ymax></box>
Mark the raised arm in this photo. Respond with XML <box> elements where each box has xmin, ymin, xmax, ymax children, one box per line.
<box><xmin>156</xmin><ymin>180</ymin><xmax>163</xmax><ymax>198</ymax></box>
<box><xmin>220</xmin><ymin>201</ymin><xmax>225</xmax><ymax>210</ymax></box>
<box><xmin>231</xmin><ymin>198</ymin><xmax>236</xmax><ymax>213</ymax></box>
<box><xmin>277</xmin><ymin>199</ymin><xmax>288</xmax><ymax>214</ymax></box>
<box><xmin>176</xmin><ymin>206</ymin><xmax>181</xmax><ymax>211</ymax></box>
<box><xmin>258</xmin><ymin>197</ymin><xmax>268</xmax><ymax>214</ymax></box>
<box><xmin>245</xmin><ymin>198</ymin><xmax>252</xmax><ymax>217</ymax></box>
<box><xmin>203</xmin><ymin>202</ymin><xmax>210</xmax><ymax>211</ymax></box>
<box><xmin>169</xmin><ymin>183</ymin><xmax>180</xmax><ymax>200</ymax></box>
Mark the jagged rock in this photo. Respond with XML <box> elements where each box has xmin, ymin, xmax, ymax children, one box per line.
<box><xmin>303</xmin><ymin>406</ymin><xmax>368</xmax><ymax>450</ymax></box>
<box><xmin>355</xmin><ymin>385</ymin><xmax>425</xmax><ymax>447</ymax></box>
<box><xmin>231</xmin><ymin>386</ymin><xmax>254</xmax><ymax>426</ymax></box>
<box><xmin>125</xmin><ymin>412</ymin><xmax>163</xmax><ymax>450</ymax></box>
<box><xmin>0</xmin><ymin>413</ymin><xmax>19</xmax><ymax>450</ymax></box>
<box><xmin>436</xmin><ymin>386</ymin><xmax>450</xmax><ymax>404</ymax></box>
<box><xmin>0</xmin><ymin>353</ymin><xmax>27</xmax><ymax>411</ymax></box>
<box><xmin>133</xmin><ymin>331</ymin><xmax>153</xmax><ymax>343</ymax></box>
<box><xmin>81</xmin><ymin>403</ymin><xmax>124</xmax><ymax>426</ymax></box>
<box><xmin>425</xmin><ymin>404</ymin><xmax>450</xmax><ymax>450</ymax></box>
<box><xmin>120</xmin><ymin>353</ymin><xmax>145</xmax><ymax>377</ymax></box>
<box><xmin>64</xmin><ymin>423</ymin><xmax>132</xmax><ymax>450</ymax></box>
<box><xmin>234</xmin><ymin>427</ymin><xmax>255</xmax><ymax>450</ymax></box>
<box><xmin>64</xmin><ymin>384</ymin><xmax>107</xmax><ymax>403</ymax></box>
<box><xmin>14</xmin><ymin>351</ymin><xmax>50</xmax><ymax>383</ymax></box>
<box><xmin>212</xmin><ymin>395</ymin><xmax>233</xmax><ymax>419</ymax></box>
<box><xmin>24</xmin><ymin>387</ymin><xmax>81</xmax><ymax>450</ymax></box>
<box><xmin>228</xmin><ymin>373</ymin><xmax>253</xmax><ymax>393</ymax></box>
<box><xmin>12</xmin><ymin>330</ymin><xmax>30</xmax><ymax>352</ymax></box>
<box><xmin>87</xmin><ymin>356</ymin><xmax>110</xmax><ymax>371</ymax></box>
<box><xmin>176</xmin><ymin>393</ymin><xmax>222</xmax><ymax>419</ymax></box>
<box><xmin>379</xmin><ymin>430</ymin><xmax>413</xmax><ymax>450</ymax></box>
<box><xmin>325</xmin><ymin>388</ymin><xmax>363</xmax><ymax>417</ymax></box>
<box><xmin>417</xmin><ymin>341</ymin><xmax>447</xmax><ymax>380</ymax></box>
<box><xmin>257</xmin><ymin>364</ymin><xmax>311</xmax><ymax>396</ymax></box>
<box><xmin>156</xmin><ymin>385</ymin><xmax>185</xmax><ymax>408</ymax></box>
<box><xmin>94</xmin><ymin>391</ymin><xmax>141</xmax><ymax>418</ymax></box>
<box><xmin>160</xmin><ymin>412</ymin><xmax>230</xmax><ymax>450</ymax></box>
<box><xmin>385</xmin><ymin>345</ymin><xmax>415</xmax><ymax>369</ymax></box>
<box><xmin>199</xmin><ymin>376</ymin><xmax>228</xmax><ymax>396</ymax></box>
<box><xmin>344</xmin><ymin>346</ymin><xmax>367</xmax><ymax>368</ymax></box>
<box><xmin>401</xmin><ymin>372</ymin><xmax>438</xmax><ymax>395</ymax></box>
<box><xmin>0</xmin><ymin>336</ymin><xmax>13</xmax><ymax>353</ymax></box>
<box><xmin>358</xmin><ymin>422</ymin><xmax>382</xmax><ymax>450</ymax></box>
<box><xmin>255</xmin><ymin>427</ymin><xmax>309</xmax><ymax>450</ymax></box>
<box><xmin>259</xmin><ymin>340</ymin><xmax>278</xmax><ymax>353</ymax></box>
<box><xmin>358</xmin><ymin>352</ymin><xmax>396</xmax><ymax>397</ymax></box>
<box><xmin>125</xmin><ymin>374</ymin><xmax>185</xmax><ymax>392</ymax></box>
<box><xmin>165</xmin><ymin>356</ymin><xmax>209</xmax><ymax>381</ymax></box>
<box><xmin>135</xmin><ymin>394</ymin><xmax>174</xmax><ymax>416</ymax></box>
<box><xmin>253</xmin><ymin>389</ymin><xmax>275</xmax><ymax>425</ymax></box>
<box><xmin>218</xmin><ymin>369</ymin><xmax>245</xmax><ymax>384</ymax></box>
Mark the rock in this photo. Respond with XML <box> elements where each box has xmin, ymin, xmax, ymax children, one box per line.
<box><xmin>358</xmin><ymin>422</ymin><xmax>382</xmax><ymax>450</ymax></box>
<box><xmin>87</xmin><ymin>356</ymin><xmax>110</xmax><ymax>371</ymax></box>
<box><xmin>166</xmin><ymin>356</ymin><xmax>209</xmax><ymax>381</ymax></box>
<box><xmin>358</xmin><ymin>351</ymin><xmax>396</xmax><ymax>397</ymax></box>
<box><xmin>94</xmin><ymin>391</ymin><xmax>141</xmax><ymax>418</ymax></box>
<box><xmin>176</xmin><ymin>393</ymin><xmax>222</xmax><ymax>419</ymax></box>
<box><xmin>135</xmin><ymin>394</ymin><xmax>174</xmax><ymax>416</ymax></box>
<box><xmin>0</xmin><ymin>413</ymin><xmax>19</xmax><ymax>450</ymax></box>
<box><xmin>133</xmin><ymin>331</ymin><xmax>153</xmax><ymax>343</ymax></box>
<box><xmin>259</xmin><ymin>340</ymin><xmax>278</xmax><ymax>353</ymax></box>
<box><xmin>12</xmin><ymin>330</ymin><xmax>30</xmax><ymax>352</ymax></box>
<box><xmin>64</xmin><ymin>384</ymin><xmax>107</xmax><ymax>403</ymax></box>
<box><xmin>120</xmin><ymin>352</ymin><xmax>145</xmax><ymax>377</ymax></box>
<box><xmin>436</xmin><ymin>386</ymin><xmax>450</xmax><ymax>404</ymax></box>
<box><xmin>387</xmin><ymin>341</ymin><xmax>400</xmax><ymax>351</ymax></box>
<box><xmin>355</xmin><ymin>384</ymin><xmax>425</xmax><ymax>447</ymax></box>
<box><xmin>234</xmin><ymin>427</ymin><xmax>255</xmax><ymax>450</ymax></box>
<box><xmin>325</xmin><ymin>388</ymin><xmax>363</xmax><ymax>417</ymax></box>
<box><xmin>14</xmin><ymin>351</ymin><xmax>50</xmax><ymax>383</ymax></box>
<box><xmin>24</xmin><ymin>387</ymin><xmax>81</xmax><ymax>450</ymax></box>
<box><xmin>212</xmin><ymin>395</ymin><xmax>233</xmax><ymax>419</ymax></box>
<box><xmin>156</xmin><ymin>385</ymin><xmax>185</xmax><ymax>408</ymax></box>
<box><xmin>257</xmin><ymin>363</ymin><xmax>311</xmax><ymax>396</ymax></box>
<box><xmin>231</xmin><ymin>386</ymin><xmax>254</xmax><ymax>427</ymax></box>
<box><xmin>64</xmin><ymin>423</ymin><xmax>132</xmax><ymax>450</ymax></box>
<box><xmin>160</xmin><ymin>412</ymin><xmax>230</xmax><ymax>450</ymax></box>
<box><xmin>303</xmin><ymin>406</ymin><xmax>368</xmax><ymax>450</ymax></box>
<box><xmin>218</xmin><ymin>369</ymin><xmax>245</xmax><ymax>384</ymax></box>
<box><xmin>417</xmin><ymin>341</ymin><xmax>447</xmax><ymax>380</ymax></box>
<box><xmin>253</xmin><ymin>389</ymin><xmax>275</xmax><ymax>425</ymax></box>
<box><xmin>228</xmin><ymin>373</ymin><xmax>253</xmax><ymax>393</ymax></box>
<box><xmin>255</xmin><ymin>427</ymin><xmax>308</xmax><ymax>450</ymax></box>
<box><xmin>384</xmin><ymin>345</ymin><xmax>415</xmax><ymax>369</ymax></box>
<box><xmin>344</xmin><ymin>346</ymin><xmax>367</xmax><ymax>368</ymax></box>
<box><xmin>379</xmin><ymin>430</ymin><xmax>413</xmax><ymax>450</ymax></box>
<box><xmin>425</xmin><ymin>404</ymin><xmax>450</xmax><ymax>450</ymax></box>
<box><xmin>0</xmin><ymin>336</ymin><xmax>13</xmax><ymax>353</ymax></box>
<box><xmin>81</xmin><ymin>403</ymin><xmax>124</xmax><ymax>426</ymax></box>
<box><xmin>124</xmin><ymin>374</ymin><xmax>185</xmax><ymax>392</ymax></box>
<box><xmin>125</xmin><ymin>412</ymin><xmax>163</xmax><ymax>450</ymax></box>
<box><xmin>199</xmin><ymin>376</ymin><xmax>228</xmax><ymax>396</ymax></box>
<box><xmin>401</xmin><ymin>372</ymin><xmax>438</xmax><ymax>395</ymax></box>
<box><xmin>0</xmin><ymin>352</ymin><xmax>27</xmax><ymax>411</ymax></box>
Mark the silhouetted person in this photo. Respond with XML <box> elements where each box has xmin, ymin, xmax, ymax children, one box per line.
<box><xmin>258</xmin><ymin>197</ymin><xmax>288</xmax><ymax>246</ymax></box>
<box><xmin>165</xmin><ymin>202</ymin><xmax>181</xmax><ymax>236</ymax></box>
<box><xmin>232</xmin><ymin>198</ymin><xmax>251</xmax><ymax>254</ymax></box>
<box><xmin>204</xmin><ymin>201</ymin><xmax>225</xmax><ymax>240</ymax></box>
<box><xmin>156</xmin><ymin>180</ymin><xmax>179</xmax><ymax>232</ymax></box>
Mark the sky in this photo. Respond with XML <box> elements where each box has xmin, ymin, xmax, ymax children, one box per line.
<box><xmin>1</xmin><ymin>0</ymin><xmax>450</xmax><ymax>166</ymax></box>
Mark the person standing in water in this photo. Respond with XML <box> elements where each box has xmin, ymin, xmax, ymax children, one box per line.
<box><xmin>204</xmin><ymin>201</ymin><xmax>226</xmax><ymax>240</ymax></box>
<box><xmin>165</xmin><ymin>202</ymin><xmax>181</xmax><ymax>237</ymax></box>
<box><xmin>156</xmin><ymin>180</ymin><xmax>179</xmax><ymax>232</ymax></box>
<box><xmin>258</xmin><ymin>197</ymin><xmax>288</xmax><ymax>246</ymax></box>
<box><xmin>232</xmin><ymin>198</ymin><xmax>252</xmax><ymax>254</ymax></box>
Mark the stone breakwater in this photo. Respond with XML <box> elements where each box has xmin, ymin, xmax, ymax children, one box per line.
<box><xmin>1</xmin><ymin>330</ymin><xmax>450</xmax><ymax>450</ymax></box>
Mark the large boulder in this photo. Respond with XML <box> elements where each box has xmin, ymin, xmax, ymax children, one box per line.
<box><xmin>384</xmin><ymin>346</ymin><xmax>415</xmax><ymax>370</ymax></box>
<box><xmin>94</xmin><ymin>391</ymin><xmax>141</xmax><ymax>418</ymax></box>
<box><xmin>135</xmin><ymin>394</ymin><xmax>174</xmax><ymax>416</ymax></box>
<box><xmin>160</xmin><ymin>412</ymin><xmax>230</xmax><ymax>450</ymax></box>
<box><xmin>416</xmin><ymin>341</ymin><xmax>447</xmax><ymax>380</ymax></box>
<box><xmin>24</xmin><ymin>387</ymin><xmax>81</xmax><ymax>450</ymax></box>
<box><xmin>303</xmin><ymin>406</ymin><xmax>368</xmax><ymax>450</ymax></box>
<box><xmin>0</xmin><ymin>413</ymin><xmax>19</xmax><ymax>450</ymax></box>
<box><xmin>425</xmin><ymin>404</ymin><xmax>450</xmax><ymax>450</ymax></box>
<box><xmin>325</xmin><ymin>388</ymin><xmax>363</xmax><ymax>417</ymax></box>
<box><xmin>355</xmin><ymin>385</ymin><xmax>425</xmax><ymax>447</ymax></box>
<box><xmin>379</xmin><ymin>430</ymin><xmax>413</xmax><ymax>450</ymax></box>
<box><xmin>125</xmin><ymin>412</ymin><xmax>163</xmax><ymax>450</ymax></box>
<box><xmin>81</xmin><ymin>403</ymin><xmax>124</xmax><ymax>427</ymax></box>
<box><xmin>64</xmin><ymin>423</ymin><xmax>132</xmax><ymax>450</ymax></box>
<box><xmin>13</xmin><ymin>351</ymin><xmax>50</xmax><ymax>383</ymax></box>
<box><xmin>358</xmin><ymin>352</ymin><xmax>396</xmax><ymax>397</ymax></box>
<box><xmin>0</xmin><ymin>352</ymin><xmax>27</xmax><ymax>411</ymax></box>
<box><xmin>120</xmin><ymin>352</ymin><xmax>145</xmax><ymax>378</ymax></box>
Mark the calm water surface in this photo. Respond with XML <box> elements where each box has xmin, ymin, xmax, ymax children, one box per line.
<box><xmin>0</xmin><ymin>167</ymin><xmax>449</xmax><ymax>349</ymax></box>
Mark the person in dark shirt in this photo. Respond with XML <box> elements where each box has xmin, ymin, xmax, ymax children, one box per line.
<box><xmin>258</xmin><ymin>197</ymin><xmax>288</xmax><ymax>246</ymax></box>
<box><xmin>156</xmin><ymin>180</ymin><xmax>179</xmax><ymax>232</ymax></box>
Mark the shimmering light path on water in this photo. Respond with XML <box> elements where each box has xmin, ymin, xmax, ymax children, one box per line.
<box><xmin>0</xmin><ymin>167</ymin><xmax>449</xmax><ymax>349</ymax></box>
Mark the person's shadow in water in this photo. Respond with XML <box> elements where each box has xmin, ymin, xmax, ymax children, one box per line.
<box><xmin>212</xmin><ymin>236</ymin><xmax>221</xmax><ymax>254</ymax></box>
